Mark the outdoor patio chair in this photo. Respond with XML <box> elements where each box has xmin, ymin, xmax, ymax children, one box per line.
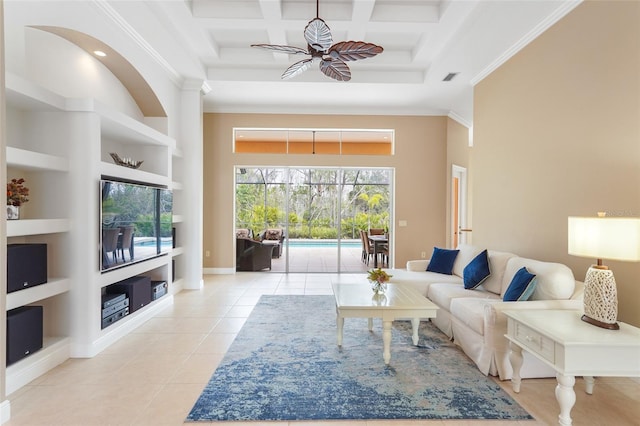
<box><xmin>259</xmin><ymin>228</ymin><xmax>285</xmax><ymax>258</ymax></box>
<box><xmin>102</xmin><ymin>227</ymin><xmax>120</xmax><ymax>267</ymax></box>
<box><xmin>236</xmin><ymin>237</ymin><xmax>274</xmax><ymax>271</ymax></box>
<box><xmin>360</xmin><ymin>230</ymin><xmax>375</xmax><ymax>265</ymax></box>
<box><xmin>117</xmin><ymin>225</ymin><xmax>135</xmax><ymax>262</ymax></box>
<box><xmin>235</xmin><ymin>228</ymin><xmax>253</xmax><ymax>239</ymax></box>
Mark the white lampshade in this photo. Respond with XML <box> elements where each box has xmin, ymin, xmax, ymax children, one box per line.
<box><xmin>568</xmin><ymin>217</ymin><xmax>640</xmax><ymax>262</ymax></box>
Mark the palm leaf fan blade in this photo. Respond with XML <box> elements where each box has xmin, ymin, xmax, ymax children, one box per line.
<box><xmin>251</xmin><ymin>44</ymin><xmax>308</xmax><ymax>55</ymax></box>
<box><xmin>282</xmin><ymin>58</ymin><xmax>315</xmax><ymax>80</ymax></box>
<box><xmin>329</xmin><ymin>41</ymin><xmax>383</xmax><ymax>61</ymax></box>
<box><xmin>304</xmin><ymin>18</ymin><xmax>333</xmax><ymax>52</ymax></box>
<box><xmin>319</xmin><ymin>58</ymin><xmax>351</xmax><ymax>81</ymax></box>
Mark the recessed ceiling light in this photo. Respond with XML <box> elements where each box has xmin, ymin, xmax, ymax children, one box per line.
<box><xmin>93</xmin><ymin>50</ymin><xmax>107</xmax><ymax>57</ymax></box>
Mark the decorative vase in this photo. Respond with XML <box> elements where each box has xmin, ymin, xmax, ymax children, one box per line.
<box><xmin>371</xmin><ymin>280</ymin><xmax>387</xmax><ymax>295</ymax></box>
<box><xmin>7</xmin><ymin>205</ymin><xmax>19</xmax><ymax>220</ymax></box>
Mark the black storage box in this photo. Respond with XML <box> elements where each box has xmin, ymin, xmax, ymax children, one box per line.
<box><xmin>106</xmin><ymin>276</ymin><xmax>151</xmax><ymax>314</ymax></box>
<box><xmin>7</xmin><ymin>244</ymin><xmax>47</xmax><ymax>293</ymax></box>
<box><xmin>7</xmin><ymin>305</ymin><xmax>43</xmax><ymax>366</ymax></box>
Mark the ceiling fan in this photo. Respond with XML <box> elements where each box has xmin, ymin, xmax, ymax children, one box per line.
<box><xmin>251</xmin><ymin>0</ymin><xmax>383</xmax><ymax>82</ymax></box>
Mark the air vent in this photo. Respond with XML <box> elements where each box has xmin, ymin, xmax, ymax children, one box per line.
<box><xmin>443</xmin><ymin>72</ymin><xmax>459</xmax><ymax>82</ymax></box>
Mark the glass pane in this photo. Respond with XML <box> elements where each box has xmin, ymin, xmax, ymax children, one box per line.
<box><xmin>233</xmin><ymin>128</ymin><xmax>394</xmax><ymax>155</ymax></box>
<box><xmin>234</xmin><ymin>129</ymin><xmax>288</xmax><ymax>154</ymax></box>
<box><xmin>340</xmin><ymin>168</ymin><xmax>391</xmax><ymax>270</ymax></box>
<box><xmin>341</xmin><ymin>130</ymin><xmax>393</xmax><ymax>155</ymax></box>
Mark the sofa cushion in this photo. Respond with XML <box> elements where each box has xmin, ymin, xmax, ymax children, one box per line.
<box><xmin>450</xmin><ymin>296</ymin><xmax>500</xmax><ymax>336</ymax></box>
<box><xmin>428</xmin><ymin>283</ymin><xmax>494</xmax><ymax>312</ymax></box>
<box><xmin>480</xmin><ymin>251</ymin><xmax>517</xmax><ymax>295</ymax></box>
<box><xmin>389</xmin><ymin>269</ymin><xmax>462</xmax><ymax>296</ymax></box>
<box><xmin>452</xmin><ymin>244</ymin><xmax>483</xmax><ymax>277</ymax></box>
<box><xmin>503</xmin><ymin>267</ymin><xmax>537</xmax><ymax>301</ymax></box>
<box><xmin>502</xmin><ymin>257</ymin><xmax>575</xmax><ymax>300</ymax></box>
<box><xmin>463</xmin><ymin>249</ymin><xmax>491</xmax><ymax>289</ymax></box>
<box><xmin>426</xmin><ymin>247</ymin><xmax>459</xmax><ymax>275</ymax></box>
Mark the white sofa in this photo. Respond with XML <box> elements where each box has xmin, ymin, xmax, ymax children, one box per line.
<box><xmin>388</xmin><ymin>244</ymin><xmax>584</xmax><ymax>380</ymax></box>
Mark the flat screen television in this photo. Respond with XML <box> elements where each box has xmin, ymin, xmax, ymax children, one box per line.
<box><xmin>100</xmin><ymin>177</ymin><xmax>172</xmax><ymax>272</ymax></box>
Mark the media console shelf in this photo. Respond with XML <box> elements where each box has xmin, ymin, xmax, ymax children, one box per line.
<box><xmin>6</xmin><ymin>278</ymin><xmax>71</xmax><ymax>311</ymax></box>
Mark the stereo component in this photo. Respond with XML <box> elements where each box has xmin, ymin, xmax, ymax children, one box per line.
<box><xmin>102</xmin><ymin>293</ymin><xmax>126</xmax><ymax>309</ymax></box>
<box><xmin>102</xmin><ymin>298</ymin><xmax>129</xmax><ymax>319</ymax></box>
<box><xmin>151</xmin><ymin>281</ymin><xmax>167</xmax><ymax>301</ymax></box>
<box><xmin>101</xmin><ymin>306</ymin><xmax>129</xmax><ymax>329</ymax></box>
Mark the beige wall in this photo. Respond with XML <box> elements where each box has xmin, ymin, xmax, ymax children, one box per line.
<box><xmin>472</xmin><ymin>1</ymin><xmax>640</xmax><ymax>326</ymax></box>
<box><xmin>203</xmin><ymin>113</ymin><xmax>448</xmax><ymax>270</ymax></box>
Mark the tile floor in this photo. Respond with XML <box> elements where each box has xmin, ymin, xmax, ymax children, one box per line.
<box><xmin>5</xmin><ymin>273</ymin><xmax>640</xmax><ymax>426</ymax></box>
<box><xmin>270</xmin><ymin>244</ymin><xmax>384</xmax><ymax>273</ymax></box>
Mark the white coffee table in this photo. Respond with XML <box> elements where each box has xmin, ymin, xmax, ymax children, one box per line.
<box><xmin>504</xmin><ymin>309</ymin><xmax>640</xmax><ymax>425</ymax></box>
<box><xmin>331</xmin><ymin>282</ymin><xmax>438</xmax><ymax>365</ymax></box>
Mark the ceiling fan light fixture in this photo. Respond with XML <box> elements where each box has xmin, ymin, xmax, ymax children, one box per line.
<box><xmin>251</xmin><ymin>0</ymin><xmax>383</xmax><ymax>82</ymax></box>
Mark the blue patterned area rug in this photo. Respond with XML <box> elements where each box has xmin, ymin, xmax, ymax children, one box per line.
<box><xmin>186</xmin><ymin>295</ymin><xmax>532</xmax><ymax>422</ymax></box>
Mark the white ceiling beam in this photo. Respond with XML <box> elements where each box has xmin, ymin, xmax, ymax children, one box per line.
<box><xmin>257</xmin><ymin>0</ymin><xmax>290</xmax><ymax>59</ymax></box>
<box><xmin>348</xmin><ymin>0</ymin><xmax>376</xmax><ymax>41</ymax></box>
<box><xmin>191</xmin><ymin>17</ymin><xmax>437</xmax><ymax>33</ymax></box>
<box><xmin>411</xmin><ymin>0</ymin><xmax>478</xmax><ymax>65</ymax></box>
<box><xmin>148</xmin><ymin>1</ymin><xmax>220</xmax><ymax>60</ymax></box>
<box><xmin>207</xmin><ymin>66</ymin><xmax>425</xmax><ymax>84</ymax></box>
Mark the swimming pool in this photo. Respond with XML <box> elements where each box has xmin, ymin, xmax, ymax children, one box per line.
<box><xmin>286</xmin><ymin>239</ymin><xmax>360</xmax><ymax>247</ymax></box>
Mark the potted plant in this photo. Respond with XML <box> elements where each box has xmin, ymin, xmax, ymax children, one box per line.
<box><xmin>7</xmin><ymin>178</ymin><xmax>29</xmax><ymax>220</ymax></box>
<box><xmin>367</xmin><ymin>267</ymin><xmax>392</xmax><ymax>294</ymax></box>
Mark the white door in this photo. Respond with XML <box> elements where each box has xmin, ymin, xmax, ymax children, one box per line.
<box><xmin>451</xmin><ymin>165</ymin><xmax>470</xmax><ymax>247</ymax></box>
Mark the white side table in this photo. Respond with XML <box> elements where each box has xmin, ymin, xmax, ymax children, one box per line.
<box><xmin>504</xmin><ymin>309</ymin><xmax>640</xmax><ymax>425</ymax></box>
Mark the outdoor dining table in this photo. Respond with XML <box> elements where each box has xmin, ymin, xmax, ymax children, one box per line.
<box><xmin>368</xmin><ymin>234</ymin><xmax>388</xmax><ymax>268</ymax></box>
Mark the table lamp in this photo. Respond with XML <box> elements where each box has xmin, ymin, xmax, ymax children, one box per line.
<box><xmin>568</xmin><ymin>214</ymin><xmax>640</xmax><ymax>330</ymax></box>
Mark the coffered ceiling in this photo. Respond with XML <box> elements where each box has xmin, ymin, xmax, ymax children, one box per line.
<box><xmin>4</xmin><ymin>0</ymin><xmax>582</xmax><ymax>125</ymax></box>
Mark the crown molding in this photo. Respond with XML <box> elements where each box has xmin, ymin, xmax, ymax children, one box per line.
<box><xmin>448</xmin><ymin>111</ymin><xmax>471</xmax><ymax>128</ymax></box>
<box><xmin>470</xmin><ymin>0</ymin><xmax>582</xmax><ymax>86</ymax></box>
<box><xmin>91</xmin><ymin>0</ymin><xmax>183</xmax><ymax>87</ymax></box>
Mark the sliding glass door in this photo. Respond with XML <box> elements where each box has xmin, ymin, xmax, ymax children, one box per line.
<box><xmin>235</xmin><ymin>167</ymin><xmax>392</xmax><ymax>273</ymax></box>
<box><xmin>339</xmin><ymin>169</ymin><xmax>391</xmax><ymax>271</ymax></box>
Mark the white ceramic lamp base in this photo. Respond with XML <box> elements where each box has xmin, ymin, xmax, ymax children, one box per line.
<box><xmin>582</xmin><ymin>266</ymin><xmax>619</xmax><ymax>330</ymax></box>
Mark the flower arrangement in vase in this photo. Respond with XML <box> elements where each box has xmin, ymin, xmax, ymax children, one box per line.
<box><xmin>367</xmin><ymin>268</ymin><xmax>392</xmax><ymax>295</ymax></box>
<box><xmin>6</xmin><ymin>178</ymin><xmax>29</xmax><ymax>220</ymax></box>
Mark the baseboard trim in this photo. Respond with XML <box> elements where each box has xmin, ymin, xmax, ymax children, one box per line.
<box><xmin>0</xmin><ymin>400</ymin><xmax>11</xmax><ymax>424</ymax></box>
<box><xmin>5</xmin><ymin>337</ymin><xmax>70</xmax><ymax>396</ymax></box>
<box><xmin>203</xmin><ymin>268</ymin><xmax>235</xmax><ymax>275</ymax></box>
<box><xmin>70</xmin><ymin>295</ymin><xmax>173</xmax><ymax>358</ymax></box>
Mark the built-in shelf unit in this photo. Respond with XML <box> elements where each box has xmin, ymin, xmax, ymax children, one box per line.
<box><xmin>4</xmin><ymin>73</ymin><xmax>178</xmax><ymax>395</ymax></box>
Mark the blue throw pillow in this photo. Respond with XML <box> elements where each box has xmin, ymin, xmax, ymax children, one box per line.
<box><xmin>503</xmin><ymin>267</ymin><xmax>537</xmax><ymax>301</ymax></box>
<box><xmin>463</xmin><ymin>249</ymin><xmax>491</xmax><ymax>289</ymax></box>
<box><xmin>426</xmin><ymin>247</ymin><xmax>459</xmax><ymax>275</ymax></box>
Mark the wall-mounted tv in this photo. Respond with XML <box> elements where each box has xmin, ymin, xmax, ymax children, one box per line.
<box><xmin>100</xmin><ymin>177</ymin><xmax>172</xmax><ymax>272</ymax></box>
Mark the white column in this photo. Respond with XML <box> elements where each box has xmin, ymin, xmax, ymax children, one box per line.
<box><xmin>179</xmin><ymin>81</ymin><xmax>205</xmax><ymax>289</ymax></box>
<box><xmin>0</xmin><ymin>1</ymin><xmax>10</xmax><ymax>422</ymax></box>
